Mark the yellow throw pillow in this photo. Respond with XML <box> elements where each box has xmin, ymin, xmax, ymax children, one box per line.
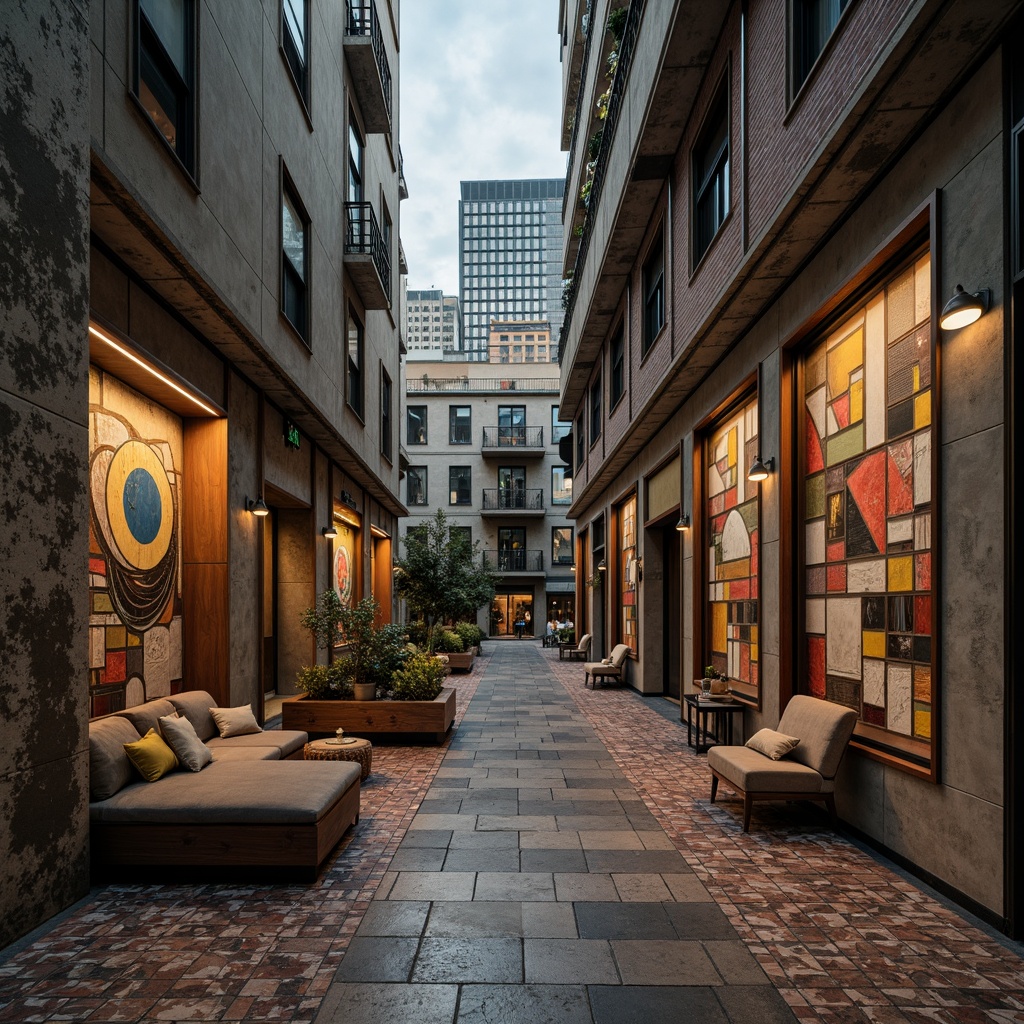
<box><xmin>124</xmin><ymin>728</ymin><xmax>179</xmax><ymax>782</ymax></box>
<box><xmin>745</xmin><ymin>728</ymin><xmax>800</xmax><ymax>761</ymax></box>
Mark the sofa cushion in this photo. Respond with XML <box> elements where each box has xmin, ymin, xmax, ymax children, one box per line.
<box><xmin>206</xmin><ymin>730</ymin><xmax>307</xmax><ymax>759</ymax></box>
<box><xmin>708</xmin><ymin>745</ymin><xmax>826</xmax><ymax>794</ymax></box>
<box><xmin>208</xmin><ymin>745</ymin><xmax>282</xmax><ymax>762</ymax></box>
<box><xmin>777</xmin><ymin>695</ymin><xmax>858</xmax><ymax>779</ymax></box>
<box><xmin>167</xmin><ymin>690</ymin><xmax>219</xmax><ymax>742</ymax></box>
<box><xmin>89</xmin><ymin>760</ymin><xmax>361</xmax><ymax>824</ymax></box>
<box><xmin>159</xmin><ymin>713</ymin><xmax>213</xmax><ymax>772</ymax></box>
<box><xmin>116</xmin><ymin>699</ymin><xmax>177</xmax><ymax>739</ymax></box>
<box><xmin>124</xmin><ymin>728</ymin><xmax>179</xmax><ymax>782</ymax></box>
<box><xmin>210</xmin><ymin>704</ymin><xmax>261</xmax><ymax>738</ymax></box>
<box><xmin>745</xmin><ymin>728</ymin><xmax>800</xmax><ymax>761</ymax></box>
<box><xmin>90</xmin><ymin>716</ymin><xmax>142</xmax><ymax>801</ymax></box>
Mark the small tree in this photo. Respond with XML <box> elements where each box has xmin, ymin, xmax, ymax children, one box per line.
<box><xmin>396</xmin><ymin>509</ymin><xmax>498</xmax><ymax>648</ymax></box>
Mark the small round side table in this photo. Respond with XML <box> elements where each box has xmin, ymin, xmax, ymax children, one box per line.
<box><xmin>304</xmin><ymin>737</ymin><xmax>373</xmax><ymax>780</ymax></box>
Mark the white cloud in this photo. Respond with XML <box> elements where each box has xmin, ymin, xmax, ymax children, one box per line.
<box><xmin>398</xmin><ymin>0</ymin><xmax>565</xmax><ymax>294</ymax></box>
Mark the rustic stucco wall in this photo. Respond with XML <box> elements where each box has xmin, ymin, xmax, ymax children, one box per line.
<box><xmin>0</xmin><ymin>1</ymin><xmax>91</xmax><ymax>947</ymax></box>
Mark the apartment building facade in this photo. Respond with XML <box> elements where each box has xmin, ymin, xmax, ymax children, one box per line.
<box><xmin>1</xmin><ymin>0</ymin><xmax>405</xmax><ymax>945</ymax></box>
<box><xmin>557</xmin><ymin>0</ymin><xmax>1024</xmax><ymax>934</ymax></box>
<box><xmin>402</xmin><ymin>362</ymin><xmax>575</xmax><ymax>635</ymax></box>
<box><xmin>405</xmin><ymin>288</ymin><xmax>463</xmax><ymax>360</ymax></box>
<box><xmin>459</xmin><ymin>178</ymin><xmax>566</xmax><ymax>362</ymax></box>
<box><xmin>488</xmin><ymin>318</ymin><xmax>556</xmax><ymax>364</ymax></box>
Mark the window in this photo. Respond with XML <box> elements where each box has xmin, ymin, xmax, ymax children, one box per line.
<box><xmin>610</xmin><ymin>327</ymin><xmax>625</xmax><ymax>407</ymax></box>
<box><xmin>407</xmin><ymin>467</ymin><xmax>427</xmax><ymax>506</ymax></box>
<box><xmin>348</xmin><ymin>115</ymin><xmax>364</xmax><ymax>203</ymax></box>
<box><xmin>449</xmin><ymin>405</ymin><xmax>471</xmax><ymax>444</ymax></box>
<box><xmin>643</xmin><ymin>236</ymin><xmax>665</xmax><ymax>353</ymax></box>
<box><xmin>552</xmin><ymin>527</ymin><xmax>574</xmax><ymax>565</ymax></box>
<box><xmin>407</xmin><ymin>405</ymin><xmax>427</xmax><ymax>444</ymax></box>
<box><xmin>282</xmin><ymin>0</ymin><xmax>309</xmax><ymax>106</ymax></box>
<box><xmin>576</xmin><ymin>413</ymin><xmax>585</xmax><ymax>469</ymax></box>
<box><xmin>498</xmin><ymin>528</ymin><xmax>527</xmax><ymax>571</ymax></box>
<box><xmin>449</xmin><ymin>466</ymin><xmax>472</xmax><ymax>505</ymax></box>
<box><xmin>498</xmin><ymin>405</ymin><xmax>526</xmax><ymax>445</ymax></box>
<box><xmin>281</xmin><ymin>177</ymin><xmax>309</xmax><ymax>343</ymax></box>
<box><xmin>135</xmin><ymin>0</ymin><xmax>195</xmax><ymax>172</ymax></box>
<box><xmin>692</xmin><ymin>88</ymin><xmax>730</xmax><ymax>265</ymax></box>
<box><xmin>589</xmin><ymin>376</ymin><xmax>602</xmax><ymax>447</ymax></box>
<box><xmin>619</xmin><ymin>495</ymin><xmax>638</xmax><ymax>653</ymax></box>
<box><xmin>381</xmin><ymin>369</ymin><xmax>392</xmax><ymax>461</ymax></box>
<box><xmin>347</xmin><ymin>305</ymin><xmax>363</xmax><ymax>417</ymax></box>
<box><xmin>552</xmin><ymin>466</ymin><xmax>572</xmax><ymax>505</ymax></box>
<box><xmin>497</xmin><ymin>466</ymin><xmax>526</xmax><ymax>509</ymax></box>
<box><xmin>551</xmin><ymin>407</ymin><xmax>571</xmax><ymax>444</ymax></box>
<box><xmin>793</xmin><ymin>0</ymin><xmax>850</xmax><ymax>92</ymax></box>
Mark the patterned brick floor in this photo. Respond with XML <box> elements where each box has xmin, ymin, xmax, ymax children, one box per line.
<box><xmin>545</xmin><ymin>647</ymin><xmax>1024</xmax><ymax>1024</ymax></box>
<box><xmin>0</xmin><ymin>666</ymin><xmax>483</xmax><ymax>1024</ymax></box>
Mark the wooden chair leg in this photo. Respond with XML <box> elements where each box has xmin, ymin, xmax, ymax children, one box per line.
<box><xmin>710</xmin><ymin>775</ymin><xmax>718</xmax><ymax>802</ymax></box>
<box><xmin>742</xmin><ymin>793</ymin><xmax>753</xmax><ymax>832</ymax></box>
<box><xmin>824</xmin><ymin>793</ymin><xmax>837</xmax><ymax>824</ymax></box>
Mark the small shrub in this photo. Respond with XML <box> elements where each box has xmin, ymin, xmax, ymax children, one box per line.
<box><xmin>406</xmin><ymin>620</ymin><xmax>429</xmax><ymax>647</ymax></box>
<box><xmin>455</xmin><ymin>622</ymin><xmax>483</xmax><ymax>650</ymax></box>
<box><xmin>390</xmin><ymin>652</ymin><xmax>447</xmax><ymax>701</ymax></box>
<box><xmin>607</xmin><ymin>6</ymin><xmax>627</xmax><ymax>44</ymax></box>
<box><xmin>433</xmin><ymin>628</ymin><xmax>464</xmax><ymax>653</ymax></box>
<box><xmin>295</xmin><ymin>660</ymin><xmax>354</xmax><ymax>700</ymax></box>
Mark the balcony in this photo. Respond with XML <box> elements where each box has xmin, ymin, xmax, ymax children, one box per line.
<box><xmin>406</xmin><ymin>377</ymin><xmax>560</xmax><ymax>394</ymax></box>
<box><xmin>480</xmin><ymin>488</ymin><xmax>545</xmax><ymax>517</ymax></box>
<box><xmin>481</xmin><ymin>426</ymin><xmax>545</xmax><ymax>457</ymax></box>
<box><xmin>343</xmin><ymin>3</ymin><xmax>392</xmax><ymax>133</ymax></box>
<box><xmin>483</xmin><ymin>549</ymin><xmax>545</xmax><ymax>575</ymax></box>
<box><xmin>398</xmin><ymin>144</ymin><xmax>409</xmax><ymax>200</ymax></box>
<box><xmin>345</xmin><ymin>202</ymin><xmax>391</xmax><ymax>309</ymax></box>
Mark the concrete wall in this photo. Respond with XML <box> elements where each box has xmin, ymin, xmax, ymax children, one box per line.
<box><xmin>0</xmin><ymin>0</ymin><xmax>91</xmax><ymax>948</ymax></box>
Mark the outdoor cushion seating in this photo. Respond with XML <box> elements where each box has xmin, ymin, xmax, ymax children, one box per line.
<box><xmin>89</xmin><ymin>690</ymin><xmax>360</xmax><ymax>877</ymax></box>
<box><xmin>559</xmin><ymin>633</ymin><xmax>591</xmax><ymax>660</ymax></box>
<box><xmin>583</xmin><ymin>643</ymin><xmax>632</xmax><ymax>688</ymax></box>
<box><xmin>708</xmin><ymin>694</ymin><xmax>858</xmax><ymax>831</ymax></box>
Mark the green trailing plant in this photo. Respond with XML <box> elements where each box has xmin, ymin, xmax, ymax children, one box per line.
<box><xmin>434</xmin><ymin>628</ymin><xmax>464</xmax><ymax>654</ymax></box>
<box><xmin>606</xmin><ymin>5</ymin><xmax>627</xmax><ymax>45</ymax></box>
<box><xmin>587</xmin><ymin>126</ymin><xmax>604</xmax><ymax>161</ymax></box>
<box><xmin>389</xmin><ymin>652</ymin><xmax>448</xmax><ymax>701</ymax></box>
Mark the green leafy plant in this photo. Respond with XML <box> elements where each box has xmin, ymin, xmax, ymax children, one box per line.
<box><xmin>434</xmin><ymin>628</ymin><xmax>464</xmax><ymax>654</ymax></box>
<box><xmin>389</xmin><ymin>652</ymin><xmax>448</xmax><ymax>701</ymax></box>
<box><xmin>455</xmin><ymin>622</ymin><xmax>484</xmax><ymax>650</ymax></box>
<box><xmin>588</xmin><ymin>126</ymin><xmax>604</xmax><ymax>161</ymax></box>
<box><xmin>606</xmin><ymin>6</ymin><xmax>627</xmax><ymax>45</ymax></box>
<box><xmin>704</xmin><ymin>664</ymin><xmax>723</xmax><ymax>680</ymax></box>
<box><xmin>296</xmin><ymin>660</ymin><xmax>354</xmax><ymax>700</ymax></box>
<box><xmin>405</xmin><ymin>620</ymin><xmax>430</xmax><ymax>648</ymax></box>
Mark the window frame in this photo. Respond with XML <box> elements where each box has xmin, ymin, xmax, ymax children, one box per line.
<box><xmin>691</xmin><ymin>83</ymin><xmax>731</xmax><ymax>269</ymax></box>
<box><xmin>407</xmin><ymin>405</ymin><xmax>427</xmax><ymax>445</ymax></box>
<box><xmin>449</xmin><ymin>465</ymin><xmax>472</xmax><ymax>506</ymax></box>
<box><xmin>348</xmin><ymin>112</ymin><xmax>364</xmax><ymax>204</ymax></box>
<box><xmin>407</xmin><ymin>466</ymin><xmax>428</xmax><ymax>506</ymax></box>
<box><xmin>610</xmin><ymin>325</ymin><xmax>625</xmax><ymax>407</ymax></box>
<box><xmin>642</xmin><ymin>235</ymin><xmax>665</xmax><ymax>355</ymax></box>
<box><xmin>280</xmin><ymin>167</ymin><xmax>311</xmax><ymax>346</ymax></box>
<box><xmin>132</xmin><ymin>0</ymin><xmax>197</xmax><ymax>178</ymax></box>
<box><xmin>347</xmin><ymin>304</ymin><xmax>364</xmax><ymax>418</ymax></box>
<box><xmin>790</xmin><ymin>0</ymin><xmax>852</xmax><ymax>101</ymax></box>
<box><xmin>551</xmin><ymin>406</ymin><xmax>571</xmax><ymax>444</ymax></box>
<box><xmin>551</xmin><ymin>466</ymin><xmax>572</xmax><ymax>505</ymax></box>
<box><xmin>380</xmin><ymin>367</ymin><xmax>392</xmax><ymax>462</ymax></box>
<box><xmin>552</xmin><ymin>526</ymin><xmax>574</xmax><ymax>566</ymax></box>
<box><xmin>281</xmin><ymin>0</ymin><xmax>310</xmax><ymax>113</ymax></box>
<box><xmin>449</xmin><ymin>405</ymin><xmax>472</xmax><ymax>444</ymax></box>
<box><xmin>589</xmin><ymin>375</ymin><xmax>602</xmax><ymax>449</ymax></box>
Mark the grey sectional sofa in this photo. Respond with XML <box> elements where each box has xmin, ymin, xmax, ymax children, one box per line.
<box><xmin>88</xmin><ymin>690</ymin><xmax>360</xmax><ymax>878</ymax></box>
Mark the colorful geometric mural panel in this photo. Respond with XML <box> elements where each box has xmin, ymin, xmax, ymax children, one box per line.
<box><xmin>802</xmin><ymin>251</ymin><xmax>934</xmax><ymax>768</ymax></box>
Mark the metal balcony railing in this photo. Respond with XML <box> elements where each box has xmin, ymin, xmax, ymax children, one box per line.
<box><xmin>345</xmin><ymin>201</ymin><xmax>391</xmax><ymax>303</ymax></box>
<box><xmin>406</xmin><ymin>377</ymin><xmax>560</xmax><ymax>394</ymax></box>
<box><xmin>345</xmin><ymin>3</ymin><xmax>392</xmax><ymax>126</ymax></box>
<box><xmin>481</xmin><ymin>488</ymin><xmax>544</xmax><ymax>511</ymax></box>
<box><xmin>483</xmin><ymin>549</ymin><xmax>544</xmax><ymax>573</ymax></box>
<box><xmin>481</xmin><ymin>426</ymin><xmax>544</xmax><ymax>448</ymax></box>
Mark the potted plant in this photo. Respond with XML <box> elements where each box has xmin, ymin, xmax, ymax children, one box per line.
<box><xmin>387</xmin><ymin>651</ymin><xmax>449</xmax><ymax>701</ymax></box>
<box><xmin>701</xmin><ymin>664</ymin><xmax>728</xmax><ymax>697</ymax></box>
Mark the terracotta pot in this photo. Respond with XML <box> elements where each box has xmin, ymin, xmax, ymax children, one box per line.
<box><xmin>352</xmin><ymin>682</ymin><xmax>376</xmax><ymax>701</ymax></box>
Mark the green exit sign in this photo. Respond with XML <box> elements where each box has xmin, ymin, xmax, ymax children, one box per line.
<box><xmin>284</xmin><ymin>420</ymin><xmax>301</xmax><ymax>450</ymax></box>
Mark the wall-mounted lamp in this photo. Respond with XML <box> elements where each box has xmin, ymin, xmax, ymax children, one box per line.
<box><xmin>597</xmin><ymin>557</ymin><xmax>607</xmax><ymax>572</ymax></box>
<box><xmin>322</xmin><ymin>524</ymin><xmax>338</xmax><ymax>540</ymax></box>
<box><xmin>939</xmin><ymin>284</ymin><xmax>990</xmax><ymax>331</ymax></box>
<box><xmin>675</xmin><ymin>513</ymin><xmax>690</xmax><ymax>532</ymax></box>
<box><xmin>747</xmin><ymin>455</ymin><xmax>774</xmax><ymax>482</ymax></box>
<box><xmin>247</xmin><ymin>496</ymin><xmax>269</xmax><ymax>517</ymax></box>
<box><xmin>636</xmin><ymin>558</ymin><xmax>643</xmax><ymax>583</ymax></box>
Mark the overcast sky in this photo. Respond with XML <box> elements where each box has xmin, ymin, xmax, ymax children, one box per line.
<box><xmin>398</xmin><ymin>0</ymin><xmax>566</xmax><ymax>296</ymax></box>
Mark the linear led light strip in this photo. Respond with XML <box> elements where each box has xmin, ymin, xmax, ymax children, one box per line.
<box><xmin>89</xmin><ymin>324</ymin><xmax>220</xmax><ymax>417</ymax></box>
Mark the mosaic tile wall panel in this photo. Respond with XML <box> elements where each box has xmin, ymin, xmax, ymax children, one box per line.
<box><xmin>619</xmin><ymin>494</ymin><xmax>638</xmax><ymax>653</ymax></box>
<box><xmin>803</xmin><ymin>252</ymin><xmax>933</xmax><ymax>765</ymax></box>
<box><xmin>706</xmin><ymin>396</ymin><xmax>760</xmax><ymax>697</ymax></box>
<box><xmin>88</xmin><ymin>367</ymin><xmax>183</xmax><ymax>717</ymax></box>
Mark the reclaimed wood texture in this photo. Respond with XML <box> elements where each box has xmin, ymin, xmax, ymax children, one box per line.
<box><xmin>282</xmin><ymin>687</ymin><xmax>456</xmax><ymax>741</ymax></box>
<box><xmin>444</xmin><ymin>652</ymin><xmax>474</xmax><ymax>673</ymax></box>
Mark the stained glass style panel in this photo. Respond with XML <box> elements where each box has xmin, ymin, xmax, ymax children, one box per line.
<box><xmin>706</xmin><ymin>396</ymin><xmax>759</xmax><ymax>699</ymax></box>
<box><xmin>802</xmin><ymin>251</ymin><xmax>933</xmax><ymax>765</ymax></box>
<box><xmin>620</xmin><ymin>494</ymin><xmax>637</xmax><ymax>653</ymax></box>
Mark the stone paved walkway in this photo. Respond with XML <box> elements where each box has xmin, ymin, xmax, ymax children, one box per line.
<box><xmin>2</xmin><ymin>642</ymin><xmax>1024</xmax><ymax>1023</ymax></box>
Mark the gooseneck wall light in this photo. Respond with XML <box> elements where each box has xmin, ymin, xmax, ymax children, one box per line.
<box><xmin>939</xmin><ymin>284</ymin><xmax>990</xmax><ymax>331</ymax></box>
<box><xmin>321</xmin><ymin>524</ymin><xmax>338</xmax><ymax>539</ymax></box>
<box><xmin>247</xmin><ymin>496</ymin><xmax>269</xmax><ymax>517</ymax></box>
<box><xmin>597</xmin><ymin>557</ymin><xmax>607</xmax><ymax>572</ymax></box>
<box><xmin>675</xmin><ymin>513</ymin><xmax>690</xmax><ymax>531</ymax></box>
<box><xmin>747</xmin><ymin>455</ymin><xmax>775</xmax><ymax>482</ymax></box>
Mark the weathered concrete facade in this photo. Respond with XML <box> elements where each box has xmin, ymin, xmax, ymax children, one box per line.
<box><xmin>1</xmin><ymin>0</ymin><xmax>405</xmax><ymax>947</ymax></box>
<box><xmin>558</xmin><ymin>0</ymin><xmax>1022</xmax><ymax>930</ymax></box>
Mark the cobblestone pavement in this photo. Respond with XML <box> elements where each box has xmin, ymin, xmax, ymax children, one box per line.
<box><xmin>2</xmin><ymin>643</ymin><xmax>1023</xmax><ymax>1023</ymax></box>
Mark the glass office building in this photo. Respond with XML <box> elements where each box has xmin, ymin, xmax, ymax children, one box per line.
<box><xmin>459</xmin><ymin>179</ymin><xmax>565</xmax><ymax>362</ymax></box>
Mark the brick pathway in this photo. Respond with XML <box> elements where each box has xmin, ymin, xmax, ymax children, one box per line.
<box><xmin>2</xmin><ymin>643</ymin><xmax>1023</xmax><ymax>1023</ymax></box>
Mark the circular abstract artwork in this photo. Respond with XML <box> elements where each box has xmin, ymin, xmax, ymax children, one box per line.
<box><xmin>334</xmin><ymin>543</ymin><xmax>352</xmax><ymax>608</ymax></box>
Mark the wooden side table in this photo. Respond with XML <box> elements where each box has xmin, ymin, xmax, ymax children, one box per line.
<box><xmin>304</xmin><ymin>737</ymin><xmax>373</xmax><ymax>780</ymax></box>
<box><xmin>682</xmin><ymin>694</ymin><xmax>745</xmax><ymax>754</ymax></box>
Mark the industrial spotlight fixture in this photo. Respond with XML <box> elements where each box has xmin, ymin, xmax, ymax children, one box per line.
<box><xmin>675</xmin><ymin>513</ymin><xmax>690</xmax><ymax>532</ymax></box>
<box><xmin>939</xmin><ymin>284</ymin><xmax>990</xmax><ymax>331</ymax></box>
<box><xmin>597</xmin><ymin>557</ymin><xmax>607</xmax><ymax>572</ymax></box>
<box><xmin>747</xmin><ymin>455</ymin><xmax>774</xmax><ymax>482</ymax></box>
<box><xmin>322</xmin><ymin>524</ymin><xmax>338</xmax><ymax>539</ymax></box>
<box><xmin>246</xmin><ymin>496</ymin><xmax>269</xmax><ymax>517</ymax></box>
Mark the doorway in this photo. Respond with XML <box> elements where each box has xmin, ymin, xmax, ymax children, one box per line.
<box><xmin>663</xmin><ymin>522</ymin><xmax>682</xmax><ymax>698</ymax></box>
<box><xmin>490</xmin><ymin>591</ymin><xmax>534</xmax><ymax>636</ymax></box>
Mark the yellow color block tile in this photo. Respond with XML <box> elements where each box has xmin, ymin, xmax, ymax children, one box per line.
<box><xmin>888</xmin><ymin>556</ymin><xmax>913</xmax><ymax>591</ymax></box>
<box><xmin>827</xmin><ymin>329</ymin><xmax>863</xmax><ymax>402</ymax></box>
<box><xmin>862</xmin><ymin>631</ymin><xmax>886</xmax><ymax>659</ymax></box>
<box><xmin>914</xmin><ymin>709</ymin><xmax>931</xmax><ymax>740</ymax></box>
<box><xmin>127</xmin><ymin>632</ymin><xmax>142</xmax><ymax>647</ymax></box>
<box><xmin>712</xmin><ymin>602</ymin><xmax>728</xmax><ymax>655</ymax></box>
<box><xmin>105</xmin><ymin>625</ymin><xmax>126</xmax><ymax>650</ymax></box>
<box><xmin>850</xmin><ymin>378</ymin><xmax>863</xmax><ymax>424</ymax></box>
<box><xmin>914</xmin><ymin>390</ymin><xmax>931</xmax><ymax>429</ymax></box>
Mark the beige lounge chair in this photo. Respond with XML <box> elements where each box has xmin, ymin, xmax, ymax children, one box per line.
<box><xmin>583</xmin><ymin>643</ymin><xmax>632</xmax><ymax>688</ymax></box>
<box><xmin>708</xmin><ymin>694</ymin><xmax>857</xmax><ymax>832</ymax></box>
<box><xmin>559</xmin><ymin>633</ymin><xmax>591</xmax><ymax>661</ymax></box>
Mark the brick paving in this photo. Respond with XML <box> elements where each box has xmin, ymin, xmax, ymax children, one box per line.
<box><xmin>2</xmin><ymin>643</ymin><xmax>1023</xmax><ymax>1023</ymax></box>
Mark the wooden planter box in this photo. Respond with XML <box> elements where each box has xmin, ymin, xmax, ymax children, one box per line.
<box><xmin>282</xmin><ymin>687</ymin><xmax>457</xmax><ymax>744</ymax></box>
<box><xmin>444</xmin><ymin>651</ymin><xmax>475</xmax><ymax>673</ymax></box>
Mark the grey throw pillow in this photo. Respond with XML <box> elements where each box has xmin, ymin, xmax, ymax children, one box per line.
<box><xmin>159</xmin><ymin>713</ymin><xmax>214</xmax><ymax>772</ymax></box>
